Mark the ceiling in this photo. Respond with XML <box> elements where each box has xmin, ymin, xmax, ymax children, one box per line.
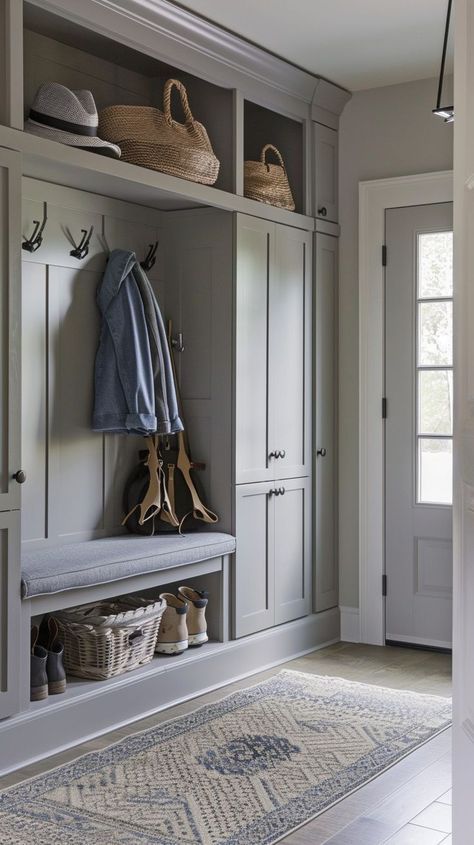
<box><xmin>175</xmin><ymin>0</ymin><xmax>453</xmax><ymax>92</ymax></box>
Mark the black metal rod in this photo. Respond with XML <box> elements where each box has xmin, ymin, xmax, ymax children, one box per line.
<box><xmin>436</xmin><ymin>0</ymin><xmax>452</xmax><ymax>110</ymax></box>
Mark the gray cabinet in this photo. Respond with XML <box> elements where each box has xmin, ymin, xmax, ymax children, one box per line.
<box><xmin>0</xmin><ymin>147</ymin><xmax>21</xmax><ymax>720</ymax></box>
<box><xmin>313</xmin><ymin>123</ymin><xmax>338</xmax><ymax>223</ymax></box>
<box><xmin>235</xmin><ymin>215</ymin><xmax>312</xmax><ymax>484</ymax></box>
<box><xmin>234</xmin><ymin>476</ymin><xmax>310</xmax><ymax>637</ymax></box>
<box><xmin>314</xmin><ymin>234</ymin><xmax>338</xmax><ymax>611</ymax></box>
<box><xmin>234</xmin><ymin>482</ymin><xmax>275</xmax><ymax>637</ymax></box>
<box><xmin>274</xmin><ymin>476</ymin><xmax>311</xmax><ymax>624</ymax></box>
<box><xmin>234</xmin><ymin>214</ymin><xmax>312</xmax><ymax>638</ymax></box>
<box><xmin>0</xmin><ymin>147</ymin><xmax>21</xmax><ymax>513</ymax></box>
<box><xmin>0</xmin><ymin>510</ymin><xmax>20</xmax><ymax>719</ymax></box>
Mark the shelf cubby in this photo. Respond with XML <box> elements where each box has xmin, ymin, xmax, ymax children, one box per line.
<box><xmin>23</xmin><ymin>2</ymin><xmax>235</xmax><ymax>193</ymax></box>
<box><xmin>244</xmin><ymin>100</ymin><xmax>305</xmax><ymax>214</ymax></box>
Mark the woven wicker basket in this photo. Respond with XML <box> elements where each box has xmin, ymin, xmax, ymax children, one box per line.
<box><xmin>244</xmin><ymin>144</ymin><xmax>295</xmax><ymax>211</ymax></box>
<box><xmin>99</xmin><ymin>79</ymin><xmax>220</xmax><ymax>185</ymax></box>
<box><xmin>54</xmin><ymin>595</ymin><xmax>166</xmax><ymax>680</ymax></box>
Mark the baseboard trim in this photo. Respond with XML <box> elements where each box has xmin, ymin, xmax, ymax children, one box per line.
<box><xmin>340</xmin><ymin>606</ymin><xmax>360</xmax><ymax>643</ymax></box>
<box><xmin>0</xmin><ymin>609</ymin><xmax>340</xmax><ymax>776</ymax></box>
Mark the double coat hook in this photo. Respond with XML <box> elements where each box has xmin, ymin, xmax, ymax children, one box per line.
<box><xmin>22</xmin><ymin>203</ymin><xmax>47</xmax><ymax>253</ymax></box>
<box><xmin>70</xmin><ymin>226</ymin><xmax>94</xmax><ymax>260</ymax></box>
<box><xmin>140</xmin><ymin>241</ymin><xmax>159</xmax><ymax>272</ymax></box>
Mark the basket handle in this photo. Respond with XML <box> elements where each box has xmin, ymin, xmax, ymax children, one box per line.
<box><xmin>164</xmin><ymin>79</ymin><xmax>195</xmax><ymax>127</ymax></box>
<box><xmin>261</xmin><ymin>144</ymin><xmax>286</xmax><ymax>171</ymax></box>
<box><xmin>129</xmin><ymin>628</ymin><xmax>144</xmax><ymax>648</ymax></box>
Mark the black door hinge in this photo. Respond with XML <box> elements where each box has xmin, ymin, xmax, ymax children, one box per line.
<box><xmin>382</xmin><ymin>574</ymin><xmax>387</xmax><ymax>597</ymax></box>
<box><xmin>382</xmin><ymin>397</ymin><xmax>387</xmax><ymax>419</ymax></box>
<box><xmin>382</xmin><ymin>244</ymin><xmax>387</xmax><ymax>266</ymax></box>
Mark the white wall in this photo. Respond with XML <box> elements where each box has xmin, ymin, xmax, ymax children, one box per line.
<box><xmin>338</xmin><ymin>76</ymin><xmax>453</xmax><ymax>609</ymax></box>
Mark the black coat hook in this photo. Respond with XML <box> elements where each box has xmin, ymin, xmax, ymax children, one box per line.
<box><xmin>70</xmin><ymin>226</ymin><xmax>94</xmax><ymax>260</ymax></box>
<box><xmin>140</xmin><ymin>241</ymin><xmax>159</xmax><ymax>271</ymax></box>
<box><xmin>22</xmin><ymin>203</ymin><xmax>47</xmax><ymax>253</ymax></box>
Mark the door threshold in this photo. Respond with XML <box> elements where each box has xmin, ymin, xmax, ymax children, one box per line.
<box><xmin>385</xmin><ymin>638</ymin><xmax>452</xmax><ymax>655</ymax></box>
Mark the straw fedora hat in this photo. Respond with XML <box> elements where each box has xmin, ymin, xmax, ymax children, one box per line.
<box><xmin>25</xmin><ymin>82</ymin><xmax>121</xmax><ymax>158</ymax></box>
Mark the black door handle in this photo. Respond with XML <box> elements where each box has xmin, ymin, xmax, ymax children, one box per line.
<box><xmin>318</xmin><ymin>206</ymin><xmax>328</xmax><ymax>217</ymax></box>
<box><xmin>13</xmin><ymin>470</ymin><xmax>26</xmax><ymax>484</ymax></box>
<box><xmin>317</xmin><ymin>448</ymin><xmax>327</xmax><ymax>457</ymax></box>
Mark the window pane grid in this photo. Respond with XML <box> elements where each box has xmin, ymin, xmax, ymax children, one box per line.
<box><xmin>415</xmin><ymin>231</ymin><xmax>453</xmax><ymax>506</ymax></box>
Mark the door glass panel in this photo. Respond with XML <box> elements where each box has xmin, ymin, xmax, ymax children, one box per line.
<box><xmin>416</xmin><ymin>230</ymin><xmax>453</xmax><ymax>505</ymax></box>
<box><xmin>418</xmin><ymin>301</ymin><xmax>453</xmax><ymax>366</ymax></box>
<box><xmin>418</xmin><ymin>438</ymin><xmax>453</xmax><ymax>505</ymax></box>
<box><xmin>418</xmin><ymin>231</ymin><xmax>453</xmax><ymax>298</ymax></box>
<box><xmin>418</xmin><ymin>370</ymin><xmax>453</xmax><ymax>435</ymax></box>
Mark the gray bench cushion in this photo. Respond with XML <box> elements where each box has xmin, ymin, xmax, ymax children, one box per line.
<box><xmin>21</xmin><ymin>532</ymin><xmax>236</xmax><ymax>598</ymax></box>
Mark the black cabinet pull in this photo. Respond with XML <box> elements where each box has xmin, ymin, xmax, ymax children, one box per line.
<box><xmin>318</xmin><ymin>206</ymin><xmax>328</xmax><ymax>217</ymax></box>
<box><xmin>13</xmin><ymin>470</ymin><xmax>26</xmax><ymax>484</ymax></box>
<box><xmin>279</xmin><ymin>487</ymin><xmax>285</xmax><ymax>495</ymax></box>
<box><xmin>317</xmin><ymin>448</ymin><xmax>327</xmax><ymax>457</ymax></box>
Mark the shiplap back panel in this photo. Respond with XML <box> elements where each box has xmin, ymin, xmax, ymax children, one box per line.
<box><xmin>21</xmin><ymin>180</ymin><xmax>164</xmax><ymax>549</ymax></box>
<box><xmin>23</xmin><ymin>29</ymin><xmax>154</xmax><ymax>117</ymax></box>
<box><xmin>164</xmin><ymin>209</ymin><xmax>233</xmax><ymax>533</ymax></box>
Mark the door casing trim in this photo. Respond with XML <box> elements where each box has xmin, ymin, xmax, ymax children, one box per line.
<box><xmin>358</xmin><ymin>171</ymin><xmax>453</xmax><ymax>646</ymax></box>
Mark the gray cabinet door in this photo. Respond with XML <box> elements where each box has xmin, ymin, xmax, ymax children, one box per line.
<box><xmin>0</xmin><ymin>147</ymin><xmax>21</xmax><ymax>513</ymax></box>
<box><xmin>271</xmin><ymin>225</ymin><xmax>312</xmax><ymax>479</ymax></box>
<box><xmin>233</xmin><ymin>481</ymin><xmax>275</xmax><ymax>637</ymax></box>
<box><xmin>313</xmin><ymin>123</ymin><xmax>338</xmax><ymax>224</ymax></box>
<box><xmin>314</xmin><ymin>234</ymin><xmax>338</xmax><ymax>611</ymax></box>
<box><xmin>0</xmin><ymin>509</ymin><xmax>20</xmax><ymax>719</ymax></box>
<box><xmin>274</xmin><ymin>476</ymin><xmax>311</xmax><ymax>624</ymax></box>
<box><xmin>235</xmin><ymin>215</ymin><xmax>275</xmax><ymax>484</ymax></box>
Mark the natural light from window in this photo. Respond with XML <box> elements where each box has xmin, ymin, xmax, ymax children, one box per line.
<box><xmin>416</xmin><ymin>230</ymin><xmax>453</xmax><ymax>506</ymax></box>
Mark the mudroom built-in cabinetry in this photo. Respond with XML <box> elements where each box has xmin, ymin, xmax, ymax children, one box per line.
<box><xmin>0</xmin><ymin>0</ymin><xmax>349</xmax><ymax>772</ymax></box>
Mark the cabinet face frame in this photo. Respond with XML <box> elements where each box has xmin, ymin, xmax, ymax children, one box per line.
<box><xmin>0</xmin><ymin>147</ymin><xmax>21</xmax><ymax>512</ymax></box>
<box><xmin>314</xmin><ymin>233</ymin><xmax>338</xmax><ymax>612</ymax></box>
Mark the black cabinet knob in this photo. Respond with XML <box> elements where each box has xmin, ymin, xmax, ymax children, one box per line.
<box><xmin>13</xmin><ymin>470</ymin><xmax>26</xmax><ymax>484</ymax></box>
<box><xmin>318</xmin><ymin>207</ymin><xmax>328</xmax><ymax>217</ymax></box>
<box><xmin>317</xmin><ymin>448</ymin><xmax>327</xmax><ymax>457</ymax></box>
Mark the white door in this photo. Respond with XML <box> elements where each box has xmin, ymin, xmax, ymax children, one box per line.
<box><xmin>385</xmin><ymin>202</ymin><xmax>453</xmax><ymax>649</ymax></box>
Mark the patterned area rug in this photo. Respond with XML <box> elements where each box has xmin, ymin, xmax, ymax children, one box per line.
<box><xmin>0</xmin><ymin>671</ymin><xmax>451</xmax><ymax>845</ymax></box>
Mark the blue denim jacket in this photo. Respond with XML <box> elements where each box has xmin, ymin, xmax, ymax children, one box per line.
<box><xmin>92</xmin><ymin>249</ymin><xmax>183</xmax><ymax>436</ymax></box>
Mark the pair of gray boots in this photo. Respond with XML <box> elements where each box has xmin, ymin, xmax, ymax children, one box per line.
<box><xmin>31</xmin><ymin>616</ymin><xmax>66</xmax><ymax>701</ymax></box>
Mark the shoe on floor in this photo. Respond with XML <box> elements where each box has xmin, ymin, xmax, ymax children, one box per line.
<box><xmin>156</xmin><ymin>593</ymin><xmax>188</xmax><ymax>655</ymax></box>
<box><xmin>38</xmin><ymin>615</ymin><xmax>67</xmax><ymax>695</ymax></box>
<box><xmin>30</xmin><ymin>626</ymin><xmax>48</xmax><ymax>702</ymax></box>
<box><xmin>178</xmin><ymin>586</ymin><xmax>209</xmax><ymax>647</ymax></box>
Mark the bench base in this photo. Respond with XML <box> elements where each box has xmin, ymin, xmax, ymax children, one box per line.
<box><xmin>0</xmin><ymin>608</ymin><xmax>339</xmax><ymax>776</ymax></box>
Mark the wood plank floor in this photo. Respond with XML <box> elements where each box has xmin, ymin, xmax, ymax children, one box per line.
<box><xmin>0</xmin><ymin>642</ymin><xmax>452</xmax><ymax>844</ymax></box>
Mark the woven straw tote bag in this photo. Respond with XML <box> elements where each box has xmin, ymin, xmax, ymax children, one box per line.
<box><xmin>244</xmin><ymin>144</ymin><xmax>295</xmax><ymax>211</ymax></box>
<box><xmin>99</xmin><ymin>79</ymin><xmax>220</xmax><ymax>185</ymax></box>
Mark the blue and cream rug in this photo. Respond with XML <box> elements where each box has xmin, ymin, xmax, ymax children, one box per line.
<box><xmin>0</xmin><ymin>671</ymin><xmax>451</xmax><ymax>845</ymax></box>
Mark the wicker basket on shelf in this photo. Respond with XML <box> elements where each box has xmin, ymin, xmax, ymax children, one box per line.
<box><xmin>99</xmin><ymin>78</ymin><xmax>220</xmax><ymax>185</ymax></box>
<box><xmin>244</xmin><ymin>144</ymin><xmax>295</xmax><ymax>211</ymax></box>
<box><xmin>54</xmin><ymin>595</ymin><xmax>166</xmax><ymax>680</ymax></box>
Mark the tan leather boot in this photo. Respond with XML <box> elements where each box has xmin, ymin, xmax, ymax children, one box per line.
<box><xmin>155</xmin><ymin>593</ymin><xmax>188</xmax><ymax>655</ymax></box>
<box><xmin>178</xmin><ymin>586</ymin><xmax>209</xmax><ymax>647</ymax></box>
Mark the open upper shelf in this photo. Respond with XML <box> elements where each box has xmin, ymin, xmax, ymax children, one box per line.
<box><xmin>0</xmin><ymin>124</ymin><xmax>314</xmax><ymax>229</ymax></box>
<box><xmin>11</xmin><ymin>1</ymin><xmax>315</xmax><ymax>229</ymax></box>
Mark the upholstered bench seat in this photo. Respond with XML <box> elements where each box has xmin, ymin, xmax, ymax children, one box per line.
<box><xmin>21</xmin><ymin>532</ymin><xmax>236</xmax><ymax>598</ymax></box>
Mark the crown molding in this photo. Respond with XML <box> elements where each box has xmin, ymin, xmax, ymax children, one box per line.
<box><xmin>33</xmin><ymin>0</ymin><xmax>350</xmax><ymax>119</ymax></box>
